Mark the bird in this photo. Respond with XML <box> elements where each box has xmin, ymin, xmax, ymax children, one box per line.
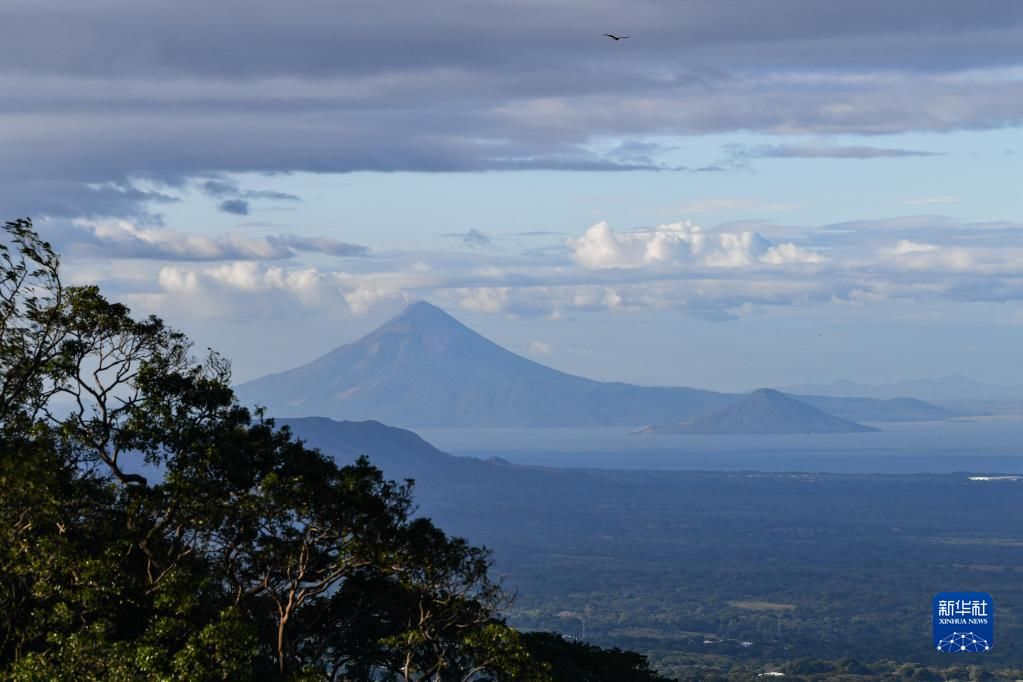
<box><xmin>604</xmin><ymin>33</ymin><xmax>629</xmax><ymax>41</ymax></box>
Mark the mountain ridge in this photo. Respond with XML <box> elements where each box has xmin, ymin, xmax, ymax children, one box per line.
<box><xmin>781</xmin><ymin>374</ymin><xmax>1020</xmax><ymax>403</ymax></box>
<box><xmin>637</xmin><ymin>388</ymin><xmax>880</xmax><ymax>435</ymax></box>
<box><xmin>236</xmin><ymin>302</ymin><xmax>954</xmax><ymax>427</ymax></box>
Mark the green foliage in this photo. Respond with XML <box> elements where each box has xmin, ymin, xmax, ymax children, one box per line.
<box><xmin>785</xmin><ymin>658</ymin><xmax>840</xmax><ymax>675</ymax></box>
<box><xmin>0</xmin><ymin>218</ymin><xmax>550</xmax><ymax>680</ymax></box>
<box><xmin>519</xmin><ymin>632</ymin><xmax>672</xmax><ymax>682</ymax></box>
<box><xmin>0</xmin><ymin>218</ymin><xmax>63</xmax><ymax>426</ymax></box>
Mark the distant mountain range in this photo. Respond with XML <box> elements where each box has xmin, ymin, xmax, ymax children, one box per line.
<box><xmin>278</xmin><ymin>417</ymin><xmax>537</xmax><ymax>517</ymax></box>
<box><xmin>781</xmin><ymin>374</ymin><xmax>1021</xmax><ymax>403</ymax></box>
<box><xmin>279</xmin><ymin>417</ymin><xmax>459</xmax><ymax>473</ymax></box>
<box><xmin>636</xmin><ymin>389</ymin><xmax>879</xmax><ymax>435</ymax></box>
<box><xmin>236</xmin><ymin>302</ymin><xmax>955</xmax><ymax>428</ymax></box>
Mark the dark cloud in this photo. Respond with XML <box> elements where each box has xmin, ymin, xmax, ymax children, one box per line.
<box><xmin>727</xmin><ymin>143</ymin><xmax>940</xmax><ymax>163</ymax></box>
<box><xmin>442</xmin><ymin>229</ymin><xmax>495</xmax><ymax>249</ymax></box>
<box><xmin>0</xmin><ymin>179</ymin><xmax>180</xmax><ymax>223</ymax></box>
<box><xmin>606</xmin><ymin>140</ymin><xmax>680</xmax><ymax>166</ymax></box>
<box><xmin>200</xmin><ymin>178</ymin><xmax>300</xmax><ymax>202</ymax></box>
<box><xmin>218</xmin><ymin>199</ymin><xmax>250</xmax><ymax>215</ymax></box>
<box><xmin>245</xmin><ymin>189</ymin><xmax>301</xmax><ymax>201</ymax></box>
<box><xmin>268</xmin><ymin>235</ymin><xmax>370</xmax><ymax>257</ymax></box>
<box><xmin>0</xmin><ymin>1</ymin><xmax>1020</xmax><ymax>78</ymax></box>
<box><xmin>0</xmin><ymin>0</ymin><xmax>1021</xmax><ymax>219</ymax></box>
<box><xmin>201</xmin><ymin>180</ymin><xmax>238</xmax><ymax>198</ymax></box>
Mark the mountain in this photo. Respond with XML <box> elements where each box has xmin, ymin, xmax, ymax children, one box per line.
<box><xmin>791</xmin><ymin>395</ymin><xmax>952</xmax><ymax>423</ymax></box>
<box><xmin>279</xmin><ymin>417</ymin><xmax>564</xmax><ymax>518</ymax></box>
<box><xmin>637</xmin><ymin>389</ymin><xmax>880</xmax><ymax>435</ymax></box>
<box><xmin>236</xmin><ymin>302</ymin><xmax>952</xmax><ymax>427</ymax></box>
<box><xmin>278</xmin><ymin>417</ymin><xmax>459</xmax><ymax>474</ymax></box>
<box><xmin>782</xmin><ymin>374</ymin><xmax>1021</xmax><ymax>403</ymax></box>
<box><xmin>237</xmin><ymin>302</ymin><xmax>733</xmax><ymax>427</ymax></box>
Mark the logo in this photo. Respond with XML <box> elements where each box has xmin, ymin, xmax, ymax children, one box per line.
<box><xmin>933</xmin><ymin>592</ymin><xmax>993</xmax><ymax>653</ymax></box>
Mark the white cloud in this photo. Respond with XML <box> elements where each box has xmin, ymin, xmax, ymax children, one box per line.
<box><xmin>566</xmin><ymin>221</ymin><xmax>707</xmax><ymax>269</ymax></box>
<box><xmin>761</xmin><ymin>242</ymin><xmax>827</xmax><ymax>265</ymax></box>
<box><xmin>344</xmin><ymin>287</ymin><xmax>408</xmax><ymax>315</ymax></box>
<box><xmin>701</xmin><ymin>231</ymin><xmax>771</xmax><ymax>268</ymax></box>
<box><xmin>884</xmin><ymin>240</ymin><xmax>941</xmax><ymax>256</ymax></box>
<box><xmin>206</xmin><ymin>263</ymin><xmax>325</xmax><ymax>298</ymax></box>
<box><xmin>879</xmin><ymin>241</ymin><xmax>980</xmax><ymax>272</ymax></box>
<box><xmin>157</xmin><ymin>267</ymin><xmax>200</xmax><ymax>293</ymax></box>
<box><xmin>529</xmin><ymin>340</ymin><xmax>554</xmax><ymax>354</ymax></box>
<box><xmin>566</xmin><ymin>221</ymin><xmax>824</xmax><ymax>270</ymax></box>
<box><xmin>89</xmin><ymin>219</ymin><xmax>288</xmax><ymax>260</ymax></box>
<box><xmin>91</xmin><ymin>214</ymin><xmax>1023</xmax><ymax>328</ymax></box>
<box><xmin>156</xmin><ymin>262</ymin><xmax>338</xmax><ymax>316</ymax></box>
<box><xmin>53</xmin><ymin>219</ymin><xmax>368</xmax><ymax>261</ymax></box>
<box><xmin>457</xmin><ymin>287</ymin><xmax>509</xmax><ymax>313</ymax></box>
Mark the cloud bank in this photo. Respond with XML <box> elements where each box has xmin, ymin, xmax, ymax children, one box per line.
<box><xmin>1</xmin><ymin>0</ymin><xmax>1021</xmax><ymax>219</ymax></box>
<box><xmin>74</xmin><ymin>215</ymin><xmax>1020</xmax><ymax>325</ymax></box>
<box><xmin>50</xmin><ymin>220</ymin><xmax>370</xmax><ymax>261</ymax></box>
<box><xmin>566</xmin><ymin>221</ymin><xmax>825</xmax><ymax>269</ymax></box>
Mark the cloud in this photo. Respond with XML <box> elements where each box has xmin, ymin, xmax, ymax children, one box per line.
<box><xmin>506</xmin><ymin>230</ymin><xmax>566</xmax><ymax>237</ymax></box>
<box><xmin>201</xmin><ymin>178</ymin><xmax>300</xmax><ymax>202</ymax></box>
<box><xmin>876</xmin><ymin>240</ymin><xmax>1023</xmax><ymax>275</ymax></box>
<box><xmin>0</xmin><ymin>1</ymin><xmax>1021</xmax><ymax>219</ymax></box>
<box><xmin>761</xmin><ymin>144</ymin><xmax>938</xmax><ymax>159</ymax></box>
<box><xmin>155</xmin><ymin>262</ymin><xmax>341</xmax><ymax>316</ymax></box>
<box><xmin>723</xmin><ymin>142</ymin><xmax>939</xmax><ymax>167</ymax></box>
<box><xmin>67</xmin><ymin>210</ymin><xmax>1023</xmax><ymax>325</ymax></box>
<box><xmin>218</xmin><ymin>199</ymin><xmax>250</xmax><ymax>215</ymax></box>
<box><xmin>268</xmin><ymin>235</ymin><xmax>370</xmax><ymax>257</ymax></box>
<box><xmin>760</xmin><ymin>242</ymin><xmax>827</xmax><ymax>265</ymax></box>
<box><xmin>529</xmin><ymin>340</ymin><xmax>554</xmax><ymax>354</ymax></box>
<box><xmin>605</xmin><ymin>140</ymin><xmax>680</xmax><ymax>166</ymax></box>
<box><xmin>46</xmin><ymin>220</ymin><xmax>370</xmax><ymax>261</ymax></box>
<box><xmin>2</xmin><ymin>2</ymin><xmax>1020</xmax><ymax>81</ymax></box>
<box><xmin>442</xmin><ymin>229</ymin><xmax>494</xmax><ymax>248</ymax></box>
<box><xmin>883</xmin><ymin>240</ymin><xmax>942</xmax><ymax>256</ymax></box>
<box><xmin>565</xmin><ymin>221</ymin><xmax>825</xmax><ymax>270</ymax></box>
<box><xmin>457</xmin><ymin>287</ymin><xmax>509</xmax><ymax>313</ymax></box>
<box><xmin>0</xmin><ymin>179</ymin><xmax>181</xmax><ymax>223</ymax></box>
<box><xmin>813</xmin><ymin>215</ymin><xmax>1023</xmax><ymax>252</ymax></box>
<box><xmin>343</xmin><ymin>287</ymin><xmax>408</xmax><ymax>315</ymax></box>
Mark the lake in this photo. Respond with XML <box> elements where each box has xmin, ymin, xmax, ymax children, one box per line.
<box><xmin>417</xmin><ymin>418</ymin><xmax>1023</xmax><ymax>474</ymax></box>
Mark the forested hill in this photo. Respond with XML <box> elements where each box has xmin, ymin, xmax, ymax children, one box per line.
<box><xmin>280</xmin><ymin>416</ymin><xmax>1023</xmax><ymax>675</ymax></box>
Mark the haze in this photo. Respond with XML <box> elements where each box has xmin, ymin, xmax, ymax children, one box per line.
<box><xmin>2</xmin><ymin>1</ymin><xmax>1022</xmax><ymax>390</ymax></box>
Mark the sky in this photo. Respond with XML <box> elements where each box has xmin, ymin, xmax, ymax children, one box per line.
<box><xmin>2</xmin><ymin>0</ymin><xmax>1022</xmax><ymax>391</ymax></box>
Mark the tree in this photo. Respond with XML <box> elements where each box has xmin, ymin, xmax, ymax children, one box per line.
<box><xmin>0</xmin><ymin>217</ymin><xmax>64</xmax><ymax>426</ymax></box>
<box><xmin>0</xmin><ymin>218</ymin><xmax>545</xmax><ymax>680</ymax></box>
<box><xmin>515</xmin><ymin>632</ymin><xmax>672</xmax><ymax>682</ymax></box>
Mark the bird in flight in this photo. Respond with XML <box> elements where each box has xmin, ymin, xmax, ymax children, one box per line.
<box><xmin>604</xmin><ymin>33</ymin><xmax>629</xmax><ymax>41</ymax></box>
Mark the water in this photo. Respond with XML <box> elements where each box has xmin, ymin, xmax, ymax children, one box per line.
<box><xmin>417</xmin><ymin>418</ymin><xmax>1023</xmax><ymax>474</ymax></box>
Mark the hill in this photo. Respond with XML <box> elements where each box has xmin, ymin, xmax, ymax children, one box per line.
<box><xmin>790</xmin><ymin>394</ymin><xmax>950</xmax><ymax>423</ymax></box>
<box><xmin>237</xmin><ymin>302</ymin><xmax>733</xmax><ymax>427</ymax></box>
<box><xmin>277</xmin><ymin>416</ymin><xmax>460</xmax><ymax>473</ymax></box>
<box><xmin>783</xmin><ymin>373</ymin><xmax>1020</xmax><ymax>402</ymax></box>
<box><xmin>278</xmin><ymin>417</ymin><xmax>1023</xmax><ymax>671</ymax></box>
<box><xmin>638</xmin><ymin>388</ymin><xmax>879</xmax><ymax>434</ymax></box>
<box><xmin>236</xmin><ymin>302</ymin><xmax>952</xmax><ymax>427</ymax></box>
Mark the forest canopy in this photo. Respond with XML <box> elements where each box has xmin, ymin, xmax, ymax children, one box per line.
<box><xmin>0</xmin><ymin>217</ymin><xmax>568</xmax><ymax>681</ymax></box>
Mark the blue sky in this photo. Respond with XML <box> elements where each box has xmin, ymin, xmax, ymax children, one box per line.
<box><xmin>2</xmin><ymin>1</ymin><xmax>1022</xmax><ymax>390</ymax></box>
